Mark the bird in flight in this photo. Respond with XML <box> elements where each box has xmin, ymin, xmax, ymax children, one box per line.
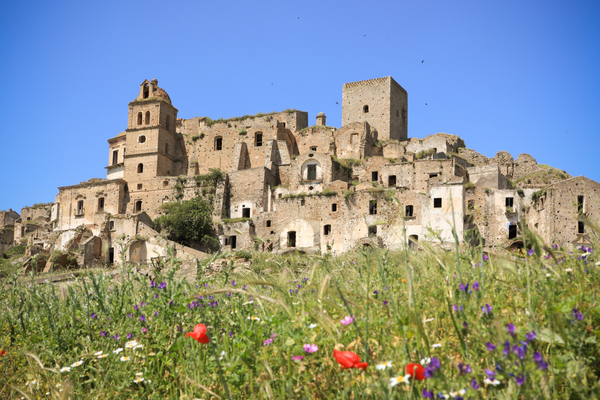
<box><xmin>336</xmin><ymin>102</ymin><xmax>339</xmax><ymax>105</ymax></box>
<box><xmin>425</xmin><ymin>103</ymin><xmax>428</xmax><ymax>105</ymax></box>
<box><xmin>421</xmin><ymin>60</ymin><xmax>424</xmax><ymax>63</ymax></box>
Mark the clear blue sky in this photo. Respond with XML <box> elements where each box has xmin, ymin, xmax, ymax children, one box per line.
<box><xmin>1</xmin><ymin>0</ymin><xmax>599</xmax><ymax>212</ymax></box>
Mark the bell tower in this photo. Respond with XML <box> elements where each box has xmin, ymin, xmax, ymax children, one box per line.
<box><xmin>121</xmin><ymin>79</ymin><xmax>180</xmax><ymax>213</ymax></box>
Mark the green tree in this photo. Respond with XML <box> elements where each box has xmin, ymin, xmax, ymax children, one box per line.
<box><xmin>155</xmin><ymin>197</ymin><xmax>219</xmax><ymax>252</ymax></box>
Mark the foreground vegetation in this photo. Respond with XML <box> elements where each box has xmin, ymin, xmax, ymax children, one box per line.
<box><xmin>1</xmin><ymin>235</ymin><xmax>599</xmax><ymax>399</ymax></box>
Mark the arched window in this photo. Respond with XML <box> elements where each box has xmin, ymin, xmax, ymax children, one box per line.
<box><xmin>302</xmin><ymin>160</ymin><xmax>321</xmax><ymax>181</ymax></box>
<box><xmin>137</xmin><ymin>163</ymin><xmax>144</xmax><ymax>173</ymax></box>
<box><xmin>166</xmin><ymin>115</ymin><xmax>171</xmax><ymax>131</ymax></box>
<box><xmin>137</xmin><ymin>112</ymin><xmax>142</xmax><ymax>125</ymax></box>
<box><xmin>165</xmin><ymin>143</ymin><xmax>169</xmax><ymax>155</ymax></box>
<box><xmin>135</xmin><ymin>200</ymin><xmax>142</xmax><ymax>212</ymax></box>
<box><xmin>145</xmin><ymin>111</ymin><xmax>150</xmax><ymax>125</ymax></box>
<box><xmin>363</xmin><ymin>105</ymin><xmax>369</xmax><ymax>113</ymax></box>
<box><xmin>143</xmin><ymin>83</ymin><xmax>149</xmax><ymax>99</ymax></box>
<box><xmin>215</xmin><ymin>137</ymin><xmax>223</xmax><ymax>151</ymax></box>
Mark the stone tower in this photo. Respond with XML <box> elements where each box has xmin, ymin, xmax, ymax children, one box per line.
<box><xmin>342</xmin><ymin>76</ymin><xmax>407</xmax><ymax>141</ymax></box>
<box><xmin>122</xmin><ymin>79</ymin><xmax>179</xmax><ymax>213</ymax></box>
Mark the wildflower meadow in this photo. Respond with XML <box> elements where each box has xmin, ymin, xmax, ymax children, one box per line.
<box><xmin>1</xmin><ymin>233</ymin><xmax>599</xmax><ymax>399</ymax></box>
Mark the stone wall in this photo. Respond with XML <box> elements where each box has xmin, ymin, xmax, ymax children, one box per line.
<box><xmin>342</xmin><ymin>77</ymin><xmax>408</xmax><ymax>141</ymax></box>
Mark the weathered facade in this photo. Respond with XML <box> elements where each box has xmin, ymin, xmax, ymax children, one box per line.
<box><xmin>5</xmin><ymin>76</ymin><xmax>599</xmax><ymax>266</ymax></box>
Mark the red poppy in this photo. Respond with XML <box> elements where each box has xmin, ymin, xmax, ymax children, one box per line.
<box><xmin>0</xmin><ymin>350</ymin><xmax>6</xmax><ymax>357</ymax></box>
<box><xmin>333</xmin><ymin>349</ymin><xmax>368</xmax><ymax>370</ymax></box>
<box><xmin>186</xmin><ymin>323</ymin><xmax>209</xmax><ymax>344</ymax></box>
<box><xmin>406</xmin><ymin>363</ymin><xmax>426</xmax><ymax>380</ymax></box>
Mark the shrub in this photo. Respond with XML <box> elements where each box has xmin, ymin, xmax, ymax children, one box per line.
<box><xmin>465</xmin><ymin>181</ymin><xmax>475</xmax><ymax>189</ymax></box>
<box><xmin>155</xmin><ymin>197</ymin><xmax>219</xmax><ymax>252</ymax></box>
<box><xmin>234</xmin><ymin>250</ymin><xmax>252</xmax><ymax>260</ymax></box>
<box><xmin>321</xmin><ymin>188</ymin><xmax>337</xmax><ymax>197</ymax></box>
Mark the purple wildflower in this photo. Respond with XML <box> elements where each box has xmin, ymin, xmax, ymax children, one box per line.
<box><xmin>141</xmin><ymin>327</ymin><xmax>148</xmax><ymax>333</ymax></box>
<box><xmin>159</xmin><ymin>282</ymin><xmax>166</xmax><ymax>289</ymax></box>
<box><xmin>507</xmin><ymin>322</ymin><xmax>516</xmax><ymax>336</ymax></box>
<box><xmin>134</xmin><ymin>305</ymin><xmax>139</xmax><ymax>311</ymax></box>
<box><xmin>459</xmin><ymin>282</ymin><xmax>469</xmax><ymax>292</ymax></box>
<box><xmin>291</xmin><ymin>355</ymin><xmax>304</xmax><ymax>361</ymax></box>
<box><xmin>150</xmin><ymin>280</ymin><xmax>156</xmax><ymax>288</ymax></box>
<box><xmin>483</xmin><ymin>254</ymin><xmax>489</xmax><ymax>261</ymax></box>
<box><xmin>154</xmin><ymin>293</ymin><xmax>159</xmax><ymax>299</ymax></box>
<box><xmin>99</xmin><ymin>331</ymin><xmax>107</xmax><ymax>337</ymax></box>
<box><xmin>231</xmin><ymin>280</ymin><xmax>236</xmax><ymax>286</ymax></box>
<box><xmin>573</xmin><ymin>308</ymin><xmax>584</xmax><ymax>321</ymax></box>
<box><xmin>473</xmin><ymin>281</ymin><xmax>480</xmax><ymax>291</ymax></box>
<box><xmin>154</xmin><ymin>311</ymin><xmax>159</xmax><ymax>316</ymax></box>
<box><xmin>459</xmin><ymin>363</ymin><xmax>472</xmax><ymax>374</ymax></box>
<box><xmin>516</xmin><ymin>374</ymin><xmax>525</xmax><ymax>386</ymax></box>
<box><xmin>430</xmin><ymin>357</ymin><xmax>441</xmax><ymax>369</ymax></box>
<box><xmin>91</xmin><ymin>312</ymin><xmax>97</xmax><ymax>319</ymax></box>
<box><xmin>139</xmin><ymin>315</ymin><xmax>146</xmax><ymax>322</ymax></box>
<box><xmin>526</xmin><ymin>331</ymin><xmax>536</xmax><ymax>341</ymax></box>
<box><xmin>513</xmin><ymin>344</ymin><xmax>526</xmax><ymax>360</ymax></box>
<box><xmin>229</xmin><ymin>332</ymin><xmax>233</xmax><ymax>337</ymax></box>
<box><xmin>482</xmin><ymin>303</ymin><xmax>493</xmax><ymax>315</ymax></box>
<box><xmin>528</xmin><ymin>248</ymin><xmax>534</xmax><ymax>256</ymax></box>
<box><xmin>471</xmin><ymin>378</ymin><xmax>480</xmax><ymax>390</ymax></box>
<box><xmin>503</xmin><ymin>340</ymin><xmax>510</xmax><ymax>356</ymax></box>
<box><xmin>486</xmin><ymin>342</ymin><xmax>497</xmax><ymax>351</ymax></box>
<box><xmin>127</xmin><ymin>333</ymin><xmax>132</xmax><ymax>339</ymax></box>
<box><xmin>538</xmin><ymin>360</ymin><xmax>548</xmax><ymax>370</ymax></box>
<box><xmin>373</xmin><ymin>290</ymin><xmax>379</xmax><ymax>295</ymax></box>
<box><xmin>422</xmin><ymin>388</ymin><xmax>434</xmax><ymax>398</ymax></box>
<box><xmin>113</xmin><ymin>334</ymin><xmax>120</xmax><ymax>340</ymax></box>
<box><xmin>263</xmin><ymin>338</ymin><xmax>273</xmax><ymax>346</ymax></box>
<box><xmin>485</xmin><ymin>369</ymin><xmax>496</xmax><ymax>380</ymax></box>
<box><xmin>383</xmin><ymin>300</ymin><xmax>388</xmax><ymax>305</ymax></box>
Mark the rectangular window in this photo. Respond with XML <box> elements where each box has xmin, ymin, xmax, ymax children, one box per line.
<box><xmin>405</xmin><ymin>205</ymin><xmax>413</xmax><ymax>217</ymax></box>
<box><xmin>76</xmin><ymin>200</ymin><xmax>84</xmax><ymax>215</ymax></box>
<box><xmin>307</xmin><ymin>165</ymin><xmax>316</xmax><ymax>180</ymax></box>
<box><xmin>112</xmin><ymin>150</ymin><xmax>118</xmax><ymax>165</ymax></box>
<box><xmin>137</xmin><ymin>183</ymin><xmax>143</xmax><ymax>190</ymax></box>
<box><xmin>578</xmin><ymin>221</ymin><xmax>585</xmax><ymax>234</ymax></box>
<box><xmin>287</xmin><ymin>231</ymin><xmax>296</xmax><ymax>247</ymax></box>
<box><xmin>301</xmin><ymin>199</ymin><xmax>306</xmax><ymax>206</ymax></box>
<box><xmin>332</xmin><ymin>203</ymin><xmax>337</xmax><ymax>212</ymax></box>
<box><xmin>230</xmin><ymin>235</ymin><xmax>237</xmax><ymax>249</ymax></box>
<box><xmin>266</xmin><ymin>220</ymin><xmax>271</xmax><ymax>227</ymax></box>
<box><xmin>255</xmin><ymin>133</ymin><xmax>263</xmax><ymax>147</ymax></box>
<box><xmin>372</xmin><ymin>171</ymin><xmax>378</xmax><ymax>182</ymax></box>
<box><xmin>368</xmin><ymin>226</ymin><xmax>377</xmax><ymax>237</ymax></box>
<box><xmin>324</xmin><ymin>224</ymin><xmax>331</xmax><ymax>235</ymax></box>
<box><xmin>242</xmin><ymin>208</ymin><xmax>250</xmax><ymax>218</ymax></box>
<box><xmin>578</xmin><ymin>195</ymin><xmax>584</xmax><ymax>214</ymax></box>
<box><xmin>505</xmin><ymin>197</ymin><xmax>514</xmax><ymax>207</ymax></box>
<box><xmin>109</xmin><ymin>221</ymin><xmax>115</xmax><ymax>230</ymax></box>
<box><xmin>108</xmin><ymin>247</ymin><xmax>115</xmax><ymax>263</ymax></box>
<box><xmin>508</xmin><ymin>224</ymin><xmax>517</xmax><ymax>239</ymax></box>
<box><xmin>433</xmin><ymin>198</ymin><xmax>442</xmax><ymax>208</ymax></box>
<box><xmin>388</xmin><ymin>175</ymin><xmax>396</xmax><ymax>187</ymax></box>
<box><xmin>98</xmin><ymin>198</ymin><xmax>105</xmax><ymax>212</ymax></box>
<box><xmin>369</xmin><ymin>200</ymin><xmax>377</xmax><ymax>215</ymax></box>
<box><xmin>429</xmin><ymin>173</ymin><xmax>438</xmax><ymax>179</ymax></box>
<box><xmin>215</xmin><ymin>138</ymin><xmax>223</xmax><ymax>151</ymax></box>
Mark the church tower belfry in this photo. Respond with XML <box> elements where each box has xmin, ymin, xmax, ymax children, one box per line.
<box><xmin>118</xmin><ymin>79</ymin><xmax>181</xmax><ymax>214</ymax></box>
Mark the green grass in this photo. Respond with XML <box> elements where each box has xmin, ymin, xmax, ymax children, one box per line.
<box><xmin>1</xmin><ymin>235</ymin><xmax>599</xmax><ymax>399</ymax></box>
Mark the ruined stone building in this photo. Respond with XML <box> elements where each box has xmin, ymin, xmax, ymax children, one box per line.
<box><xmin>3</xmin><ymin>76</ymin><xmax>598</xmax><ymax>267</ymax></box>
